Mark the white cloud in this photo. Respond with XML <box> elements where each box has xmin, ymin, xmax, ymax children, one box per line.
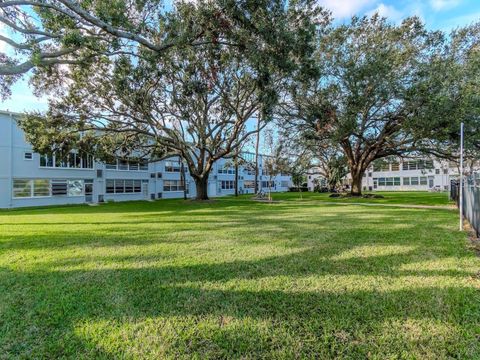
<box><xmin>366</xmin><ymin>3</ymin><xmax>404</xmax><ymax>22</ymax></box>
<box><xmin>429</xmin><ymin>0</ymin><xmax>462</xmax><ymax>11</ymax></box>
<box><xmin>317</xmin><ymin>0</ymin><xmax>377</xmax><ymax>19</ymax></box>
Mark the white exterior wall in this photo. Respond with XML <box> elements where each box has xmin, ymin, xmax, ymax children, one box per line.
<box><xmin>306</xmin><ymin>160</ymin><xmax>459</xmax><ymax>193</ymax></box>
<box><xmin>361</xmin><ymin>160</ymin><xmax>457</xmax><ymax>192</ymax></box>
<box><xmin>0</xmin><ymin>111</ymin><xmax>292</xmax><ymax>208</ymax></box>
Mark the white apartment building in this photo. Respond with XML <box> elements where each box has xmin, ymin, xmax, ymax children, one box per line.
<box><xmin>308</xmin><ymin>158</ymin><xmax>461</xmax><ymax>192</ymax></box>
<box><xmin>0</xmin><ymin>110</ymin><xmax>292</xmax><ymax>208</ymax></box>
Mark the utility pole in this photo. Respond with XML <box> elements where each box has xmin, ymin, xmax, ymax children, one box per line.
<box><xmin>459</xmin><ymin>122</ymin><xmax>464</xmax><ymax>231</ymax></box>
<box><xmin>254</xmin><ymin>117</ymin><xmax>261</xmax><ymax>194</ymax></box>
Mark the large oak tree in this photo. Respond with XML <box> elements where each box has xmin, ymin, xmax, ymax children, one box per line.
<box><xmin>11</xmin><ymin>0</ymin><xmax>324</xmax><ymax>200</ymax></box>
<box><xmin>282</xmin><ymin>15</ymin><xmax>479</xmax><ymax>195</ymax></box>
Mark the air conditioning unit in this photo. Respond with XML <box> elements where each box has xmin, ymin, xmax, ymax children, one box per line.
<box><xmin>96</xmin><ymin>170</ymin><xmax>103</xmax><ymax>178</ymax></box>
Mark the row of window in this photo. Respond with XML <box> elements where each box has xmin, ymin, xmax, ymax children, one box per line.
<box><xmin>374</xmin><ymin>176</ymin><xmax>430</xmax><ymax>186</ymax></box>
<box><xmin>371</xmin><ymin>160</ymin><xmax>435</xmax><ymax>172</ymax></box>
<box><xmin>106</xmin><ymin>179</ymin><xmax>144</xmax><ymax>194</ymax></box>
<box><xmin>40</xmin><ymin>153</ymin><xmax>94</xmax><ymax>169</ymax></box>
<box><xmin>218</xmin><ymin>168</ymin><xmax>236</xmax><ymax>175</ymax></box>
<box><xmin>13</xmin><ymin>177</ymin><xmax>291</xmax><ymax>199</ymax></box>
<box><xmin>163</xmin><ymin>180</ymin><xmax>185</xmax><ymax>192</ymax></box>
<box><xmin>402</xmin><ymin>177</ymin><xmax>429</xmax><ymax>186</ymax></box>
<box><xmin>106</xmin><ymin>159</ymin><xmax>148</xmax><ymax>171</ymax></box>
<box><xmin>13</xmin><ymin>179</ymin><xmax>84</xmax><ymax>198</ymax></box>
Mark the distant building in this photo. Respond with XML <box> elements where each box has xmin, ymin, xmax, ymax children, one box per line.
<box><xmin>0</xmin><ymin>110</ymin><xmax>292</xmax><ymax>208</ymax></box>
<box><xmin>308</xmin><ymin>158</ymin><xmax>471</xmax><ymax>192</ymax></box>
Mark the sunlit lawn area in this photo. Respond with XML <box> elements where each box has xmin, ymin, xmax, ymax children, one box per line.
<box><xmin>273</xmin><ymin>190</ymin><xmax>454</xmax><ymax>206</ymax></box>
<box><xmin>0</xmin><ymin>193</ymin><xmax>478</xmax><ymax>358</ymax></box>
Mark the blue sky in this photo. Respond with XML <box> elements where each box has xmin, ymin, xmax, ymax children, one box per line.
<box><xmin>1</xmin><ymin>0</ymin><xmax>479</xmax><ymax>113</ymax></box>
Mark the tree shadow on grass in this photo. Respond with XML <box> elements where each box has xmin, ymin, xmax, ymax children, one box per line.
<box><xmin>1</xmin><ymin>242</ymin><xmax>479</xmax><ymax>358</ymax></box>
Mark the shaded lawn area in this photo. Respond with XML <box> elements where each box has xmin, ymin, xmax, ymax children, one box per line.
<box><xmin>0</xmin><ymin>195</ymin><xmax>479</xmax><ymax>359</ymax></box>
<box><xmin>274</xmin><ymin>190</ymin><xmax>454</xmax><ymax>207</ymax></box>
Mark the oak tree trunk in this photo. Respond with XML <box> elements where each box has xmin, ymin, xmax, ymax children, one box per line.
<box><xmin>194</xmin><ymin>176</ymin><xmax>209</xmax><ymax>200</ymax></box>
<box><xmin>350</xmin><ymin>168</ymin><xmax>364</xmax><ymax>196</ymax></box>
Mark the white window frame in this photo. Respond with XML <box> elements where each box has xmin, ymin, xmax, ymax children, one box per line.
<box><xmin>24</xmin><ymin>152</ymin><xmax>33</xmax><ymax>160</ymax></box>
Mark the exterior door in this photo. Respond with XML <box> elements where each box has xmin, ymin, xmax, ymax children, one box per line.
<box><xmin>142</xmin><ymin>182</ymin><xmax>149</xmax><ymax>199</ymax></box>
<box><xmin>84</xmin><ymin>183</ymin><xmax>93</xmax><ymax>203</ymax></box>
<box><xmin>373</xmin><ymin>179</ymin><xmax>378</xmax><ymax>189</ymax></box>
<box><xmin>428</xmin><ymin>177</ymin><xmax>434</xmax><ymax>188</ymax></box>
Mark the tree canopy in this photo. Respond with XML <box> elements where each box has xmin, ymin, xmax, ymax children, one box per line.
<box><xmin>7</xmin><ymin>0</ymin><xmax>324</xmax><ymax>199</ymax></box>
<box><xmin>281</xmin><ymin>15</ymin><xmax>480</xmax><ymax>195</ymax></box>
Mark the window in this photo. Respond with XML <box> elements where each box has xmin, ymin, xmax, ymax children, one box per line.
<box><xmin>443</xmin><ymin>169</ymin><xmax>448</xmax><ymax>174</ymax></box>
<box><xmin>378</xmin><ymin>177</ymin><xmax>400</xmax><ymax>186</ymax></box>
<box><xmin>221</xmin><ymin>180</ymin><xmax>235</xmax><ymax>190</ymax></box>
<box><xmin>281</xmin><ymin>181</ymin><xmax>289</xmax><ymax>188</ymax></box>
<box><xmin>218</xmin><ymin>167</ymin><xmax>235</xmax><ymax>174</ymax></box>
<box><xmin>115</xmin><ymin>179</ymin><xmax>125</xmax><ymax>193</ymax></box>
<box><xmin>125</xmin><ymin>180</ymin><xmax>134</xmax><ymax>193</ymax></box>
<box><xmin>40</xmin><ymin>154</ymin><xmax>54</xmax><ymax>167</ymax></box>
<box><xmin>244</xmin><ymin>180</ymin><xmax>255</xmax><ymax>189</ymax></box>
<box><xmin>402</xmin><ymin>160</ymin><xmax>434</xmax><ymax>171</ymax></box>
<box><xmin>67</xmin><ymin>153</ymin><xmax>81</xmax><ymax>168</ymax></box>
<box><xmin>68</xmin><ymin>180</ymin><xmax>84</xmax><ymax>196</ymax></box>
<box><xmin>24</xmin><ymin>152</ymin><xmax>33</xmax><ymax>160</ymax></box>
<box><xmin>40</xmin><ymin>153</ymin><xmax>93</xmax><ymax>169</ymax></box>
<box><xmin>435</xmin><ymin>169</ymin><xmax>440</xmax><ymax>174</ymax></box>
<box><xmin>134</xmin><ymin>180</ymin><xmax>142</xmax><ymax>192</ymax></box>
<box><xmin>391</xmin><ymin>162</ymin><xmax>400</xmax><ymax>171</ymax></box>
<box><xmin>165</xmin><ymin>161</ymin><xmax>181</xmax><ymax>173</ymax></box>
<box><xmin>51</xmin><ymin>180</ymin><xmax>68</xmax><ymax>195</ymax></box>
<box><xmin>128</xmin><ymin>162</ymin><xmax>139</xmax><ymax>171</ymax></box>
<box><xmin>118</xmin><ymin>160</ymin><xmax>129</xmax><ymax>171</ymax></box>
<box><xmin>106</xmin><ymin>162</ymin><xmax>117</xmax><ymax>170</ymax></box>
<box><xmin>139</xmin><ymin>161</ymin><xmax>148</xmax><ymax>171</ymax></box>
<box><xmin>262</xmin><ymin>181</ymin><xmax>275</xmax><ymax>188</ymax></box>
<box><xmin>106</xmin><ymin>160</ymin><xmax>147</xmax><ymax>171</ymax></box>
<box><xmin>33</xmin><ymin>179</ymin><xmax>50</xmax><ymax>197</ymax></box>
<box><xmin>106</xmin><ymin>179</ymin><xmax>142</xmax><ymax>194</ymax></box>
<box><xmin>163</xmin><ymin>180</ymin><xmax>184</xmax><ymax>192</ymax></box>
<box><xmin>403</xmin><ymin>177</ymin><xmax>410</xmax><ymax>185</ymax></box>
<box><xmin>420</xmin><ymin>176</ymin><xmax>428</xmax><ymax>185</ymax></box>
<box><xmin>373</xmin><ymin>163</ymin><xmax>389</xmax><ymax>172</ymax></box>
<box><xmin>411</xmin><ymin>177</ymin><xmax>419</xmax><ymax>185</ymax></box>
<box><xmin>106</xmin><ymin>179</ymin><xmax>115</xmax><ymax>193</ymax></box>
<box><xmin>13</xmin><ymin>179</ymin><xmax>32</xmax><ymax>198</ymax></box>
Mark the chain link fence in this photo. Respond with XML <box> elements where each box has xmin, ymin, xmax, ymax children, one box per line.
<box><xmin>450</xmin><ymin>175</ymin><xmax>480</xmax><ymax>238</ymax></box>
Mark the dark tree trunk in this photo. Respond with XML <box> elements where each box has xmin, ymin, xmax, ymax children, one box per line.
<box><xmin>180</xmin><ymin>160</ymin><xmax>187</xmax><ymax>200</ymax></box>
<box><xmin>194</xmin><ymin>176</ymin><xmax>209</xmax><ymax>200</ymax></box>
<box><xmin>350</xmin><ymin>167</ymin><xmax>364</xmax><ymax>196</ymax></box>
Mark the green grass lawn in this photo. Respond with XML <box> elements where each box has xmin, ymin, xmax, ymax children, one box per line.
<box><xmin>272</xmin><ymin>190</ymin><xmax>454</xmax><ymax>206</ymax></box>
<box><xmin>0</xmin><ymin>194</ymin><xmax>478</xmax><ymax>359</ymax></box>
